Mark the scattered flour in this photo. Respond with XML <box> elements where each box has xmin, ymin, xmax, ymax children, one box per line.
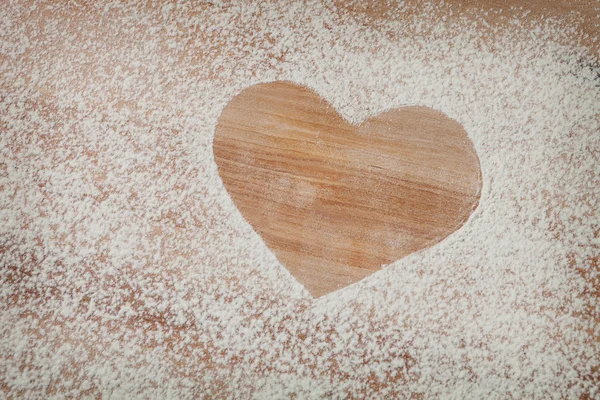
<box><xmin>0</xmin><ymin>0</ymin><xmax>599</xmax><ymax>398</ymax></box>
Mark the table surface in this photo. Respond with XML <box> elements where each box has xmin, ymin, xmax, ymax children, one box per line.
<box><xmin>2</xmin><ymin>0</ymin><xmax>599</xmax><ymax>397</ymax></box>
<box><xmin>214</xmin><ymin>81</ymin><xmax>482</xmax><ymax>297</ymax></box>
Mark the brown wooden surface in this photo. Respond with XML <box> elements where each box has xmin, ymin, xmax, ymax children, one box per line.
<box><xmin>214</xmin><ymin>82</ymin><xmax>482</xmax><ymax>297</ymax></box>
<box><xmin>3</xmin><ymin>1</ymin><xmax>598</xmax><ymax>397</ymax></box>
<box><xmin>335</xmin><ymin>0</ymin><xmax>600</xmax><ymax>56</ymax></box>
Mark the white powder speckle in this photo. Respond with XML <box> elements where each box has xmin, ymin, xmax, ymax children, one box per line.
<box><xmin>1</xmin><ymin>0</ymin><xmax>599</xmax><ymax>398</ymax></box>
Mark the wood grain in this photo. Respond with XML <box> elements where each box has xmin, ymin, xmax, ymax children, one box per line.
<box><xmin>3</xmin><ymin>1</ymin><xmax>598</xmax><ymax>398</ymax></box>
<box><xmin>335</xmin><ymin>0</ymin><xmax>600</xmax><ymax>56</ymax></box>
<box><xmin>214</xmin><ymin>81</ymin><xmax>482</xmax><ymax>297</ymax></box>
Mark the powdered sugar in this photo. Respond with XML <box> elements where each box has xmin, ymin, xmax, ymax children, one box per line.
<box><xmin>1</xmin><ymin>0</ymin><xmax>598</xmax><ymax>398</ymax></box>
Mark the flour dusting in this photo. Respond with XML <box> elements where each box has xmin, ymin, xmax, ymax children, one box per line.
<box><xmin>0</xmin><ymin>0</ymin><xmax>599</xmax><ymax>398</ymax></box>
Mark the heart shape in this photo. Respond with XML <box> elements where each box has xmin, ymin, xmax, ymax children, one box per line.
<box><xmin>214</xmin><ymin>81</ymin><xmax>482</xmax><ymax>297</ymax></box>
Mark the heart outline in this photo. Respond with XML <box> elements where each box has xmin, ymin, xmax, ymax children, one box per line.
<box><xmin>214</xmin><ymin>81</ymin><xmax>482</xmax><ymax>297</ymax></box>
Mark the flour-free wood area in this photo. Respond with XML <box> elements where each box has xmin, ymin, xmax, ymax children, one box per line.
<box><xmin>214</xmin><ymin>82</ymin><xmax>482</xmax><ymax>297</ymax></box>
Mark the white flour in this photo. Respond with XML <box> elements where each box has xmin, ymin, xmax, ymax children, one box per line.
<box><xmin>1</xmin><ymin>0</ymin><xmax>599</xmax><ymax>398</ymax></box>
